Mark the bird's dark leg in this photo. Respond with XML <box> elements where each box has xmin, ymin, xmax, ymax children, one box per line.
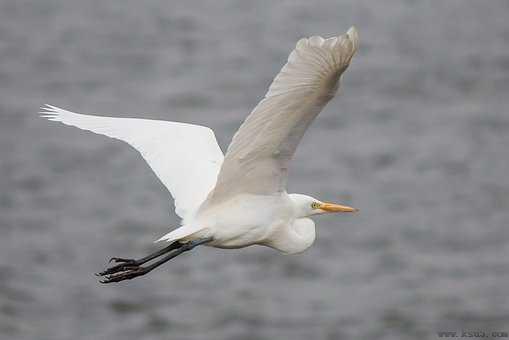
<box><xmin>95</xmin><ymin>240</ymin><xmax>184</xmax><ymax>277</ymax></box>
<box><xmin>98</xmin><ymin>237</ymin><xmax>213</xmax><ymax>284</ymax></box>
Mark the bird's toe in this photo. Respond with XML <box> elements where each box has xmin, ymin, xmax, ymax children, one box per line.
<box><xmin>109</xmin><ymin>257</ymin><xmax>136</xmax><ymax>264</ymax></box>
<box><xmin>97</xmin><ymin>260</ymin><xmax>139</xmax><ymax>277</ymax></box>
<box><xmin>99</xmin><ymin>267</ymin><xmax>148</xmax><ymax>284</ymax></box>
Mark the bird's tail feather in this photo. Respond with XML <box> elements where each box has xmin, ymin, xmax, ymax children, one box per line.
<box><xmin>155</xmin><ymin>225</ymin><xmax>209</xmax><ymax>243</ymax></box>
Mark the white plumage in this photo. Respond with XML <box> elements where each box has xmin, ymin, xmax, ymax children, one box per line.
<box><xmin>41</xmin><ymin>106</ymin><xmax>223</xmax><ymax>219</ymax></box>
<box><xmin>41</xmin><ymin>27</ymin><xmax>359</xmax><ymax>258</ymax></box>
<box><xmin>209</xmin><ymin>29</ymin><xmax>358</xmax><ymax>204</ymax></box>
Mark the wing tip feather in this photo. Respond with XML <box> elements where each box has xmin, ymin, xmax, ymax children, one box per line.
<box><xmin>297</xmin><ymin>26</ymin><xmax>359</xmax><ymax>50</ymax></box>
<box><xmin>346</xmin><ymin>26</ymin><xmax>359</xmax><ymax>53</ymax></box>
<box><xmin>39</xmin><ymin>104</ymin><xmax>77</xmax><ymax>123</ymax></box>
<box><xmin>39</xmin><ymin>104</ymin><xmax>62</xmax><ymax>119</ymax></box>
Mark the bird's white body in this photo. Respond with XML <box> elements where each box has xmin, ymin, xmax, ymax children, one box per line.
<box><xmin>182</xmin><ymin>193</ymin><xmax>315</xmax><ymax>254</ymax></box>
<box><xmin>41</xmin><ymin>27</ymin><xmax>359</xmax><ymax>255</ymax></box>
<box><xmin>192</xmin><ymin>194</ymin><xmax>295</xmax><ymax>247</ymax></box>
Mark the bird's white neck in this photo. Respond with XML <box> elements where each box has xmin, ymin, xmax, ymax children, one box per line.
<box><xmin>265</xmin><ymin>218</ymin><xmax>316</xmax><ymax>254</ymax></box>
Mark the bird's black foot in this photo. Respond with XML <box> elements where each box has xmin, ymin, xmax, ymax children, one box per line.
<box><xmin>99</xmin><ymin>265</ymin><xmax>149</xmax><ymax>284</ymax></box>
<box><xmin>109</xmin><ymin>257</ymin><xmax>136</xmax><ymax>263</ymax></box>
<box><xmin>95</xmin><ymin>258</ymin><xmax>138</xmax><ymax>277</ymax></box>
<box><xmin>95</xmin><ymin>242</ymin><xmax>183</xmax><ymax>278</ymax></box>
<box><xmin>95</xmin><ymin>237</ymin><xmax>213</xmax><ymax>284</ymax></box>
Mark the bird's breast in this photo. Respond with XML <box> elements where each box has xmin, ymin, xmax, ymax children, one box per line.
<box><xmin>195</xmin><ymin>193</ymin><xmax>295</xmax><ymax>248</ymax></box>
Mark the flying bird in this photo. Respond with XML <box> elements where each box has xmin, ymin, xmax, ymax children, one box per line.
<box><xmin>41</xmin><ymin>27</ymin><xmax>359</xmax><ymax>283</ymax></box>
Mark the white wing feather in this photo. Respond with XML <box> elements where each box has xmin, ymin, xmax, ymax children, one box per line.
<box><xmin>207</xmin><ymin>27</ymin><xmax>359</xmax><ymax>204</ymax></box>
<box><xmin>40</xmin><ymin>105</ymin><xmax>224</xmax><ymax>220</ymax></box>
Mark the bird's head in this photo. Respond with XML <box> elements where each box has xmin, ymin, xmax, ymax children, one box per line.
<box><xmin>289</xmin><ymin>193</ymin><xmax>358</xmax><ymax>218</ymax></box>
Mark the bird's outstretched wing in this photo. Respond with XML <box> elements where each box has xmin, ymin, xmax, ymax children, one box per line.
<box><xmin>207</xmin><ymin>27</ymin><xmax>359</xmax><ymax>204</ymax></box>
<box><xmin>40</xmin><ymin>105</ymin><xmax>224</xmax><ymax>219</ymax></box>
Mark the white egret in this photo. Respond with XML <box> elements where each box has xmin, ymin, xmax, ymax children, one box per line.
<box><xmin>41</xmin><ymin>27</ymin><xmax>359</xmax><ymax>283</ymax></box>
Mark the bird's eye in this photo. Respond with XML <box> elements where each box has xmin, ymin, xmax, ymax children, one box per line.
<box><xmin>311</xmin><ymin>202</ymin><xmax>320</xmax><ymax>209</ymax></box>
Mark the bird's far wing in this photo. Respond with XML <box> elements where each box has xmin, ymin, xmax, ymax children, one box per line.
<box><xmin>41</xmin><ymin>105</ymin><xmax>224</xmax><ymax>219</ymax></box>
<box><xmin>207</xmin><ymin>27</ymin><xmax>359</xmax><ymax>203</ymax></box>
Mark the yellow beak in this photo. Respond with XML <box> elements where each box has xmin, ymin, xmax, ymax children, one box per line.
<box><xmin>319</xmin><ymin>202</ymin><xmax>358</xmax><ymax>213</ymax></box>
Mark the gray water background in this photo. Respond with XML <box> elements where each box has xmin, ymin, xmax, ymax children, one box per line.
<box><xmin>1</xmin><ymin>1</ymin><xmax>509</xmax><ymax>339</ymax></box>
